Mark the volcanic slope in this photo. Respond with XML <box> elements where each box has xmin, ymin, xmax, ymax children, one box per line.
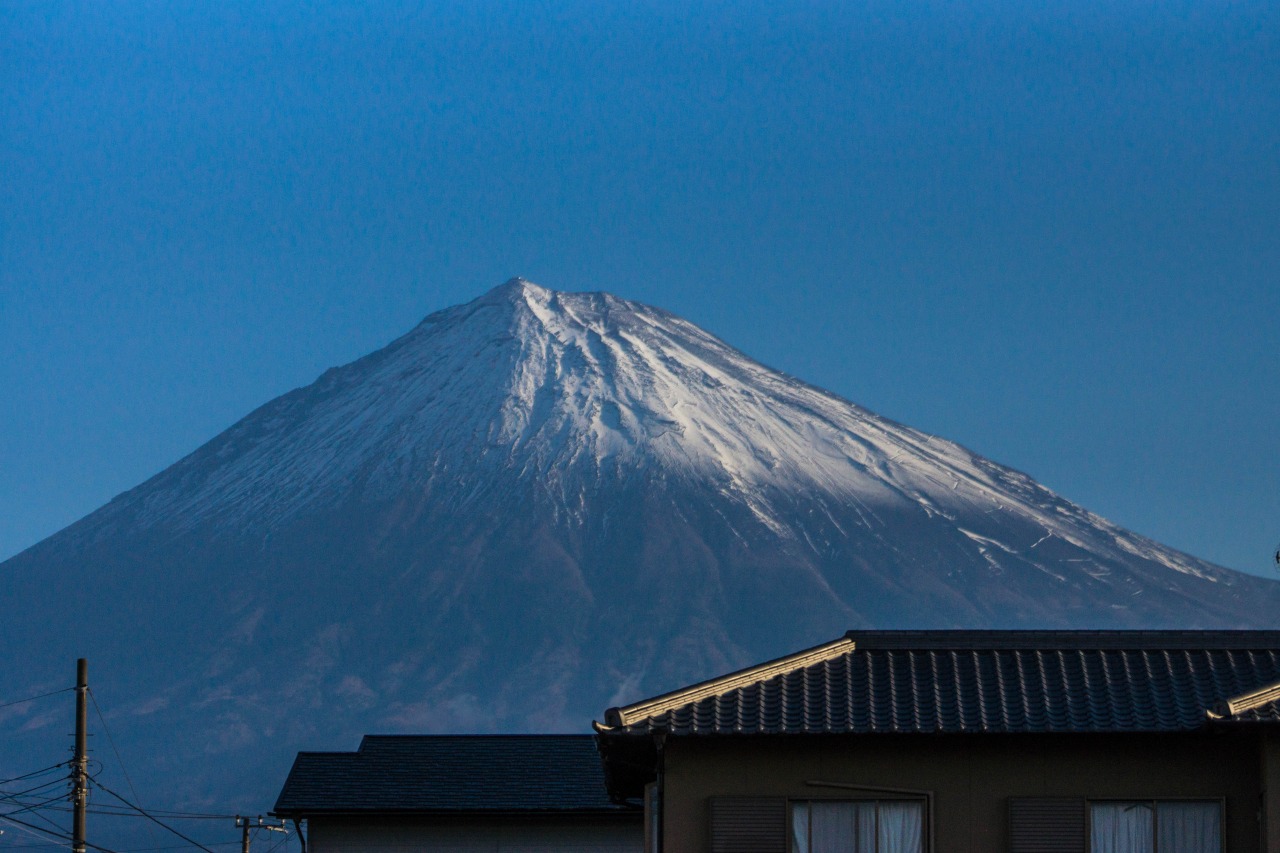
<box><xmin>3</xmin><ymin>278</ymin><xmax>1277</xmax><ymax>818</ymax></box>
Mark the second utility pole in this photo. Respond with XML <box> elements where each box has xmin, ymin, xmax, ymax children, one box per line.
<box><xmin>236</xmin><ymin>816</ymin><xmax>286</xmax><ymax>853</ymax></box>
<box><xmin>71</xmin><ymin>658</ymin><xmax>88</xmax><ymax>853</ymax></box>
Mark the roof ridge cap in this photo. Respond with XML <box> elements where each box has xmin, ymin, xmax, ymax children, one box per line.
<box><xmin>1207</xmin><ymin>678</ymin><xmax>1280</xmax><ymax>720</ymax></box>
<box><xmin>602</xmin><ymin>637</ymin><xmax>854</xmax><ymax>729</ymax></box>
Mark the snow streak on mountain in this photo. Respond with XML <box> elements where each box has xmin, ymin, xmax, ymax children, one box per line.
<box><xmin>2</xmin><ymin>279</ymin><xmax>1276</xmax><ymax>823</ymax></box>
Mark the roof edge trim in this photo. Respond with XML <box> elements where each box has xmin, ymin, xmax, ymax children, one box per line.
<box><xmin>604</xmin><ymin>636</ymin><xmax>855</xmax><ymax>729</ymax></box>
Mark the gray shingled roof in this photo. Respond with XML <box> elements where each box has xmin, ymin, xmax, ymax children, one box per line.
<box><xmin>599</xmin><ymin>631</ymin><xmax>1280</xmax><ymax>737</ymax></box>
<box><xmin>273</xmin><ymin>734</ymin><xmax>633</xmax><ymax>816</ymax></box>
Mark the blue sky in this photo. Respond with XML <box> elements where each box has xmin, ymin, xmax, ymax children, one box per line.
<box><xmin>2</xmin><ymin>1</ymin><xmax>1277</xmax><ymax>576</ymax></box>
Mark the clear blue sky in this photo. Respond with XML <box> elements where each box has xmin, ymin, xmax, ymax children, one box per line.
<box><xmin>3</xmin><ymin>1</ymin><xmax>1277</xmax><ymax>576</ymax></box>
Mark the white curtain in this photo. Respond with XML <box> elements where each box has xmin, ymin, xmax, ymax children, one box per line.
<box><xmin>792</xmin><ymin>802</ymin><xmax>810</xmax><ymax>853</ymax></box>
<box><xmin>791</xmin><ymin>801</ymin><xmax>920</xmax><ymax>853</ymax></box>
<box><xmin>855</xmin><ymin>803</ymin><xmax>876</xmax><ymax>852</ymax></box>
<box><xmin>878</xmin><ymin>802</ymin><xmax>922</xmax><ymax>853</ymax></box>
<box><xmin>1156</xmin><ymin>802</ymin><xmax>1221</xmax><ymax>853</ymax></box>
<box><xmin>1091</xmin><ymin>802</ymin><xmax>1154</xmax><ymax>853</ymax></box>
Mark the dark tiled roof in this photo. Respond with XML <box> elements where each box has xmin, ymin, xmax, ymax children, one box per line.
<box><xmin>598</xmin><ymin>631</ymin><xmax>1280</xmax><ymax>737</ymax></box>
<box><xmin>273</xmin><ymin>735</ymin><xmax>631</xmax><ymax>816</ymax></box>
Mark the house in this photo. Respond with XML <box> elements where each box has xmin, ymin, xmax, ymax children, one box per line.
<box><xmin>272</xmin><ymin>734</ymin><xmax>641</xmax><ymax>852</ymax></box>
<box><xmin>593</xmin><ymin>630</ymin><xmax>1280</xmax><ymax>853</ymax></box>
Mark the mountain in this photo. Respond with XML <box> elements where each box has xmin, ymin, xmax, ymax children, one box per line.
<box><xmin>2</xmin><ymin>278</ymin><xmax>1276</xmax><ymax>828</ymax></box>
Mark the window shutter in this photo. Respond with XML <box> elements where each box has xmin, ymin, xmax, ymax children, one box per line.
<box><xmin>1009</xmin><ymin>797</ymin><xmax>1086</xmax><ymax>853</ymax></box>
<box><xmin>709</xmin><ymin>796</ymin><xmax>787</xmax><ymax>853</ymax></box>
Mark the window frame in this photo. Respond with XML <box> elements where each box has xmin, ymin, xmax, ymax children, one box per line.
<box><xmin>1085</xmin><ymin>797</ymin><xmax>1226</xmax><ymax>853</ymax></box>
<box><xmin>788</xmin><ymin>796</ymin><xmax>930</xmax><ymax>853</ymax></box>
<box><xmin>643</xmin><ymin>782</ymin><xmax>658</xmax><ymax>853</ymax></box>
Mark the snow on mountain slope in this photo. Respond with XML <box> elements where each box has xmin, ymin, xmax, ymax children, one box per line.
<box><xmin>2</xmin><ymin>279</ymin><xmax>1276</xmax><ymax>841</ymax></box>
<box><xmin>111</xmin><ymin>278</ymin><xmax>1223</xmax><ymax>587</ymax></box>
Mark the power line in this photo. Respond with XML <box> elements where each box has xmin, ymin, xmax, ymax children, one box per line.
<box><xmin>6</xmin><ymin>799</ymin><xmax>238</xmax><ymax>845</ymax></box>
<box><xmin>0</xmin><ymin>787</ymin><xmax>71</xmax><ymax>835</ymax></box>
<box><xmin>0</xmin><ymin>815</ymin><xmax>72</xmax><ymax>851</ymax></box>
<box><xmin>1</xmin><ymin>792</ymin><xmax>70</xmax><ymax>820</ymax></box>
<box><xmin>2</xmin><ymin>837</ymin><xmax>242</xmax><ymax>853</ymax></box>
<box><xmin>2</xmin><ymin>788</ymin><xmax>72</xmax><ymax>836</ymax></box>
<box><xmin>0</xmin><ymin>690</ymin><xmax>74</xmax><ymax>712</ymax></box>
<box><xmin>86</xmin><ymin>689</ymin><xmax>161</xmax><ymax>850</ymax></box>
<box><xmin>0</xmin><ymin>814</ymin><xmax>120</xmax><ymax>853</ymax></box>
<box><xmin>8</xmin><ymin>799</ymin><xmax>239</xmax><ymax>822</ymax></box>
<box><xmin>96</xmin><ymin>840</ymin><xmax>241</xmax><ymax>845</ymax></box>
<box><xmin>85</xmin><ymin>692</ymin><xmax>145</xmax><ymax>820</ymax></box>
<box><xmin>0</xmin><ymin>765</ymin><xmax>67</xmax><ymax>787</ymax></box>
<box><xmin>80</xmin><ymin>808</ymin><xmax>235</xmax><ymax>822</ymax></box>
<box><xmin>87</xmin><ymin>782</ymin><xmax>220</xmax><ymax>853</ymax></box>
<box><xmin>255</xmin><ymin>828</ymin><xmax>290</xmax><ymax>853</ymax></box>
<box><xmin>0</xmin><ymin>777</ymin><xmax>68</xmax><ymax>803</ymax></box>
<box><xmin>135</xmin><ymin>813</ymin><xmax>236</xmax><ymax>823</ymax></box>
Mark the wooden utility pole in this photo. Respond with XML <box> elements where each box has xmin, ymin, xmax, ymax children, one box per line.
<box><xmin>71</xmin><ymin>658</ymin><xmax>88</xmax><ymax>853</ymax></box>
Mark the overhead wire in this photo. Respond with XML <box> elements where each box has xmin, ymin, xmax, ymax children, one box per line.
<box><xmin>0</xmin><ymin>785</ymin><xmax>71</xmax><ymax>837</ymax></box>
<box><xmin>0</xmin><ymin>814</ymin><xmax>72</xmax><ymax>851</ymax></box>
<box><xmin>87</xmin><ymin>781</ymin><xmax>220</xmax><ymax>853</ymax></box>
<box><xmin>2</xmin><ymin>780</ymin><xmax>239</xmax><ymax>853</ymax></box>
<box><xmin>5</xmin><ymin>800</ymin><xmax>239</xmax><ymax>839</ymax></box>
<box><xmin>85</xmin><ymin>692</ymin><xmax>146</xmax><ymax>819</ymax></box>
<box><xmin>0</xmin><ymin>765</ymin><xmax>67</xmax><ymax>788</ymax></box>
<box><xmin>0</xmin><ymin>690</ymin><xmax>74</xmax><ymax>712</ymax></box>
<box><xmin>1</xmin><ymin>834</ymin><xmax>242</xmax><ymax>853</ymax></box>
<box><xmin>86</xmin><ymin>690</ymin><xmax>162</xmax><ymax>849</ymax></box>
<box><xmin>0</xmin><ymin>814</ymin><xmax>120</xmax><ymax>853</ymax></box>
<box><xmin>0</xmin><ymin>780</ymin><xmax>73</xmax><ymax>837</ymax></box>
<box><xmin>255</xmin><ymin>827</ymin><xmax>290</xmax><ymax>853</ymax></box>
<box><xmin>0</xmin><ymin>777</ymin><xmax>67</xmax><ymax>803</ymax></box>
<box><xmin>29</xmin><ymin>804</ymin><xmax>236</xmax><ymax>822</ymax></box>
<box><xmin>1</xmin><ymin>792</ymin><xmax>70</xmax><ymax>820</ymax></box>
<box><xmin>1</xmin><ymin>801</ymin><xmax>248</xmax><ymax>853</ymax></box>
<box><xmin>130</xmin><ymin>812</ymin><xmax>236</xmax><ymax>822</ymax></box>
<box><xmin>77</xmin><ymin>807</ymin><xmax>234</xmax><ymax>822</ymax></box>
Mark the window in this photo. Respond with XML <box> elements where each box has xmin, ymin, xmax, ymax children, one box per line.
<box><xmin>790</xmin><ymin>800</ymin><xmax>924</xmax><ymax>853</ymax></box>
<box><xmin>1089</xmin><ymin>801</ymin><xmax>1221</xmax><ymax>853</ymax></box>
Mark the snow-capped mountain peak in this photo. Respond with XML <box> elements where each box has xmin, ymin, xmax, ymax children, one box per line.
<box><xmin>116</xmin><ymin>282</ymin><xmax>1213</xmax><ymax>590</ymax></box>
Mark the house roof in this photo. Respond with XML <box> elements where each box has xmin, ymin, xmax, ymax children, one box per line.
<box><xmin>596</xmin><ymin>630</ymin><xmax>1280</xmax><ymax>738</ymax></box>
<box><xmin>272</xmin><ymin>734</ymin><xmax>633</xmax><ymax>817</ymax></box>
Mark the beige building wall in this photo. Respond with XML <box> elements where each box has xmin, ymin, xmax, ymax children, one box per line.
<box><xmin>658</xmin><ymin>731</ymin><xmax>1265</xmax><ymax>853</ymax></box>
<box><xmin>1263</xmin><ymin>730</ymin><xmax>1280</xmax><ymax>853</ymax></box>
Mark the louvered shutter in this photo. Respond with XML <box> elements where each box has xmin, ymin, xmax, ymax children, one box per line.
<box><xmin>709</xmin><ymin>796</ymin><xmax>788</xmax><ymax>853</ymax></box>
<box><xmin>1008</xmin><ymin>797</ymin><xmax>1086</xmax><ymax>853</ymax></box>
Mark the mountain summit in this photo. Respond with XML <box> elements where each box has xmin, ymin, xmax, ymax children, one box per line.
<box><xmin>3</xmin><ymin>280</ymin><xmax>1276</xmax><ymax>815</ymax></box>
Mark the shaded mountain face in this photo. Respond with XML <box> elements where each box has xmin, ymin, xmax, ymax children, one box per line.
<box><xmin>2</xmin><ymin>279</ymin><xmax>1277</xmax><ymax>820</ymax></box>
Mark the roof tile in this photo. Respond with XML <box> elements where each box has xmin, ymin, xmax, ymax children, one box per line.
<box><xmin>273</xmin><ymin>735</ymin><xmax>629</xmax><ymax>816</ymax></box>
<box><xmin>601</xmin><ymin>631</ymin><xmax>1280</xmax><ymax>737</ymax></box>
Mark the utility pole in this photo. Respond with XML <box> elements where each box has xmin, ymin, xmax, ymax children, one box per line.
<box><xmin>235</xmin><ymin>815</ymin><xmax>287</xmax><ymax>853</ymax></box>
<box><xmin>71</xmin><ymin>658</ymin><xmax>88</xmax><ymax>853</ymax></box>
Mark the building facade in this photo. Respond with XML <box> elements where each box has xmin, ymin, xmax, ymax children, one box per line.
<box><xmin>595</xmin><ymin>631</ymin><xmax>1280</xmax><ymax>853</ymax></box>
